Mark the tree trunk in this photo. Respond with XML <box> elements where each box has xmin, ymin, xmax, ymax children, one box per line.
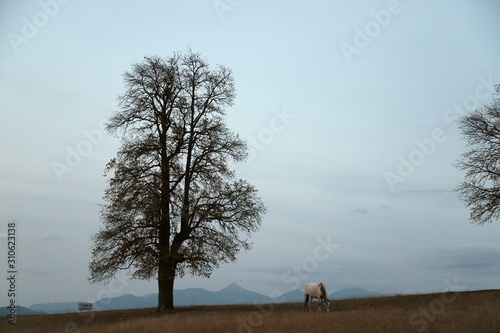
<box><xmin>157</xmin><ymin>261</ymin><xmax>176</xmax><ymax>311</ymax></box>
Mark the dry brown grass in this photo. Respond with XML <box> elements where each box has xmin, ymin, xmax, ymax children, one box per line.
<box><xmin>2</xmin><ymin>289</ymin><xmax>500</xmax><ymax>332</ymax></box>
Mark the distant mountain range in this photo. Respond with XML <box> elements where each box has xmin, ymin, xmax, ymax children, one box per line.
<box><xmin>2</xmin><ymin>283</ymin><xmax>382</xmax><ymax>315</ymax></box>
<box><xmin>0</xmin><ymin>305</ymin><xmax>45</xmax><ymax>316</ymax></box>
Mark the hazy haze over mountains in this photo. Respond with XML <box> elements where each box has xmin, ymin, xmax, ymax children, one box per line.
<box><xmin>5</xmin><ymin>283</ymin><xmax>381</xmax><ymax>314</ymax></box>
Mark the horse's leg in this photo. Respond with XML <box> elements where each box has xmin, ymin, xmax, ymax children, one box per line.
<box><xmin>303</xmin><ymin>294</ymin><xmax>309</xmax><ymax>312</ymax></box>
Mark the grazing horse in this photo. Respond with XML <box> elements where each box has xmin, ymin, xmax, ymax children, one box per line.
<box><xmin>303</xmin><ymin>282</ymin><xmax>330</xmax><ymax>312</ymax></box>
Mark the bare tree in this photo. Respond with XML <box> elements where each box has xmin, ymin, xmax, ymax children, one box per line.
<box><xmin>456</xmin><ymin>84</ymin><xmax>500</xmax><ymax>225</ymax></box>
<box><xmin>89</xmin><ymin>51</ymin><xmax>266</xmax><ymax>311</ymax></box>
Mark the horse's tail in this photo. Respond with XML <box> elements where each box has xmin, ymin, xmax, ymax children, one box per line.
<box><xmin>303</xmin><ymin>293</ymin><xmax>310</xmax><ymax>311</ymax></box>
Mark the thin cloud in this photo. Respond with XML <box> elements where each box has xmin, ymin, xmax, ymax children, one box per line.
<box><xmin>37</xmin><ymin>234</ymin><xmax>63</xmax><ymax>243</ymax></box>
<box><xmin>436</xmin><ymin>246</ymin><xmax>500</xmax><ymax>272</ymax></box>
<box><xmin>351</xmin><ymin>208</ymin><xmax>369</xmax><ymax>215</ymax></box>
<box><xmin>22</xmin><ymin>267</ymin><xmax>52</xmax><ymax>277</ymax></box>
<box><xmin>400</xmin><ymin>188</ymin><xmax>456</xmax><ymax>197</ymax></box>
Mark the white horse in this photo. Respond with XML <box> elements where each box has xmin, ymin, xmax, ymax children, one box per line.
<box><xmin>303</xmin><ymin>282</ymin><xmax>330</xmax><ymax>312</ymax></box>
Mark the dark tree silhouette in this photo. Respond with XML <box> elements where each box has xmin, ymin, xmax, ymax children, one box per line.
<box><xmin>89</xmin><ymin>51</ymin><xmax>266</xmax><ymax>311</ymax></box>
<box><xmin>456</xmin><ymin>84</ymin><xmax>500</xmax><ymax>225</ymax></box>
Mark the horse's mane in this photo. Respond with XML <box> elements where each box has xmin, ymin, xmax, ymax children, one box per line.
<box><xmin>319</xmin><ymin>282</ymin><xmax>328</xmax><ymax>300</ymax></box>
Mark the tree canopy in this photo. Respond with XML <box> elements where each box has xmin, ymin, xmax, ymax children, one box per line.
<box><xmin>89</xmin><ymin>51</ymin><xmax>266</xmax><ymax>311</ymax></box>
<box><xmin>456</xmin><ymin>84</ymin><xmax>500</xmax><ymax>225</ymax></box>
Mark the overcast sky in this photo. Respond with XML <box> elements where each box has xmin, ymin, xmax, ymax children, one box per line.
<box><xmin>1</xmin><ymin>1</ymin><xmax>500</xmax><ymax>307</ymax></box>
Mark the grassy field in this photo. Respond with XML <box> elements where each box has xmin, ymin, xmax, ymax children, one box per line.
<box><xmin>2</xmin><ymin>289</ymin><xmax>499</xmax><ymax>332</ymax></box>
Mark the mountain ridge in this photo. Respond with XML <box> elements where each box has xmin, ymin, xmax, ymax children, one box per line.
<box><xmin>16</xmin><ymin>284</ymin><xmax>382</xmax><ymax>314</ymax></box>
